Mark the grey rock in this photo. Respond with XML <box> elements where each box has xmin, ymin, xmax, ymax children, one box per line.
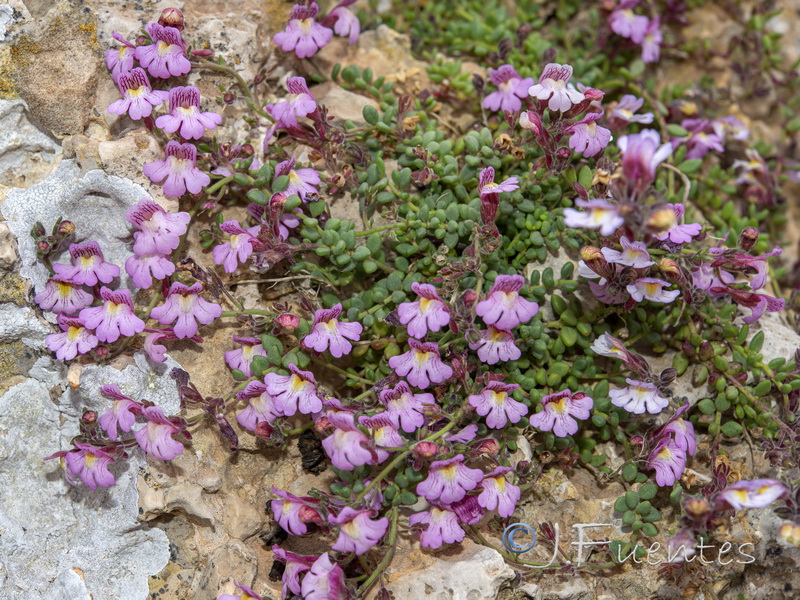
<box><xmin>0</xmin><ymin>99</ymin><xmax>61</xmax><ymax>188</ymax></box>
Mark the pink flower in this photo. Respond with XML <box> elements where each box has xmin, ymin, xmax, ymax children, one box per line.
<box><xmin>528</xmin><ymin>63</ymin><xmax>584</xmax><ymax>112</ymax></box>
<box><xmin>224</xmin><ymin>335</ymin><xmax>268</xmax><ymax>379</ymax></box>
<box><xmin>218</xmin><ymin>581</ymin><xmax>263</xmax><ymax>600</ymax></box>
<box><xmin>274</xmin><ymin>156</ymin><xmax>320</xmax><ymax>201</ymax></box>
<box><xmin>155</xmin><ymin>86</ymin><xmax>222</xmax><ymax>140</ymax></box>
<box><xmin>107</xmin><ymin>68</ymin><xmax>169</xmax><ymax>120</ymax></box>
<box><xmin>51</xmin><ymin>242</ymin><xmax>119</xmax><ymax>286</ymax></box>
<box><xmin>150</xmin><ymin>282</ymin><xmax>222</xmax><ymax>339</ymax></box>
<box><xmin>469</xmin><ymin>326</ymin><xmax>521</xmax><ymax>365</ymax></box>
<box><xmin>212</xmin><ymin>220</ymin><xmax>260</xmax><ymax>273</ymax></box>
<box><xmin>396</xmin><ymin>282</ymin><xmax>451</xmax><ymax>338</ymax></box>
<box><xmin>63</xmin><ymin>443</ymin><xmax>116</xmax><ymax>490</ymax></box>
<box><xmin>416</xmin><ymin>454</ymin><xmax>484</xmax><ymax>504</ymax></box>
<box><xmin>710</xmin><ymin>285</ymin><xmax>785</xmax><ymax>324</ymax></box>
<box><xmin>133</xmin><ymin>405</ymin><xmax>186</xmax><ymax>461</ymax></box>
<box><xmin>529</xmin><ymin>389</ymin><xmax>593</xmax><ymax>437</ymax></box>
<box><xmin>478</xmin><ymin>466</ymin><xmax>520</xmax><ymax>518</ymax></box>
<box><xmin>648</xmin><ymin>439</ymin><xmax>686</xmax><ymax>486</ymax></box>
<box><xmin>271</xmin><ymin>486</ymin><xmax>323</xmax><ymax>535</ymax></box>
<box><xmin>321</xmin><ymin>411</ymin><xmax>377</xmax><ymax>470</ymax></box>
<box><xmin>608</xmin><ymin>94</ymin><xmax>653</xmax><ymax>127</ymax></box>
<box><xmin>482</xmin><ymin>64</ymin><xmax>535</xmax><ymax>113</ymax></box>
<box><xmin>609</xmin><ymin>0</ymin><xmax>649</xmax><ymax>43</ymax></box>
<box><xmin>564</xmin><ymin>199</ymin><xmax>625</xmax><ymax>236</ymax></box>
<box><xmin>274</xmin><ymin>3</ymin><xmax>333</xmax><ymax>59</ymax></box>
<box><xmin>359</xmin><ymin>414</ymin><xmax>404</xmax><ymax>463</ymax></box>
<box><xmin>610</xmin><ymin>379</ymin><xmax>669</xmax><ymax>414</ymax></box>
<box><xmin>236</xmin><ymin>380</ymin><xmax>282</xmax><ymax>431</ymax></box>
<box><xmin>104</xmin><ymin>32</ymin><xmax>136</xmax><ymax>81</ymax></box>
<box><xmin>652</xmin><ymin>204</ymin><xmax>702</xmax><ymax>244</ymax></box>
<box><xmin>266</xmin><ymin>76</ymin><xmax>318</xmax><ymax>127</ymax></box>
<box><xmin>626</xmin><ymin>278</ymin><xmax>680</xmax><ymax>303</ymax></box>
<box><xmin>379</xmin><ymin>381</ymin><xmax>434</xmax><ymax>433</ymax></box>
<box><xmin>618</xmin><ymin>129</ymin><xmax>673</xmax><ymax>194</ymax></box>
<box><xmin>657</xmin><ymin>404</ymin><xmax>697</xmax><ymax>456</ymax></box>
<box><xmin>469</xmin><ymin>381</ymin><xmax>527</xmax><ymax>429</ymax></box>
<box><xmin>300</xmin><ymin>553</ymin><xmax>349</xmax><ymax>600</ymax></box>
<box><xmin>715</xmin><ymin>479</ymin><xmax>788</xmax><ymax>511</ymax></box>
<box><xmin>329</xmin><ymin>2</ymin><xmax>360</xmax><ymax>44</ymax></box>
<box><xmin>124</xmin><ymin>253</ymin><xmax>175</xmax><ymax>289</ymax></box>
<box><xmin>142</xmin><ymin>327</ymin><xmax>200</xmax><ymax>363</ymax></box>
<box><xmin>478</xmin><ymin>166</ymin><xmax>519</xmax><ymax>198</ymax></box>
<box><xmin>302</xmin><ymin>303</ymin><xmax>362</xmax><ymax>358</ymax></box>
<box><xmin>451</xmin><ymin>494</ymin><xmax>486</xmax><ymax>525</ymax></box>
<box><xmin>79</xmin><ymin>287</ymin><xmax>145</xmax><ymax>343</ymax></box>
<box><xmin>45</xmin><ymin>315</ymin><xmax>98</xmax><ymax>360</ymax></box>
<box><xmin>601</xmin><ymin>236</ymin><xmax>654</xmax><ymax>268</ymax></box>
<box><xmin>35</xmin><ymin>277</ymin><xmax>93</xmax><ymax>315</ymax></box>
<box><xmin>98</xmin><ymin>384</ymin><xmax>142</xmax><ymax>441</ymax></box>
<box><xmin>144</xmin><ymin>141</ymin><xmax>211</xmax><ymax>198</ymax></box>
<box><xmin>388</xmin><ymin>338</ymin><xmax>453</xmax><ymax>389</ymax></box>
<box><xmin>264</xmin><ymin>364</ymin><xmax>323</xmax><ymax>416</ymax></box>
<box><xmin>475</xmin><ymin>274</ymin><xmax>539</xmax><ymax>330</ymax></box>
<box><xmin>329</xmin><ymin>507</ymin><xmax>389</xmax><ymax>555</ymax></box>
<box><xmin>126</xmin><ymin>199</ymin><xmax>190</xmax><ymax>255</ymax></box>
<box><xmin>641</xmin><ymin>17</ymin><xmax>663</xmax><ymax>63</ymax></box>
<box><xmin>135</xmin><ymin>22</ymin><xmax>191</xmax><ymax>79</ymax></box>
<box><xmin>409</xmin><ymin>505</ymin><xmax>465</xmax><ymax>548</ymax></box>
<box><xmin>271</xmin><ymin>546</ymin><xmax>315</xmax><ymax>598</ymax></box>
<box><xmin>566</xmin><ymin>112</ymin><xmax>612</xmax><ymax>158</ymax></box>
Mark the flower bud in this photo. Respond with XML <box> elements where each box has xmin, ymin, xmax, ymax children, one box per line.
<box><xmin>556</xmin><ymin>147</ymin><xmax>571</xmax><ymax>160</ymax></box>
<box><xmin>58</xmin><ymin>220</ymin><xmax>76</xmax><ymax>235</ymax></box>
<box><xmin>461</xmin><ymin>289</ymin><xmax>478</xmax><ymax>306</ymax></box>
<box><xmin>275</xmin><ymin>312</ymin><xmax>300</xmax><ymax>331</ymax></box>
<box><xmin>298</xmin><ymin>505</ymin><xmax>323</xmax><ymax>526</ymax></box>
<box><xmin>519</xmin><ymin>110</ymin><xmax>543</xmax><ymax>135</ymax></box>
<box><xmin>82</xmin><ymin>410</ymin><xmax>97</xmax><ymax>424</ymax></box>
<box><xmin>580</xmin><ymin>246</ymin><xmax>613</xmax><ymax>279</ymax></box>
<box><xmin>314</xmin><ymin>415</ymin><xmax>332</xmax><ymax>434</ymax></box>
<box><xmin>254</xmin><ymin>421</ymin><xmax>274</xmax><ymax>439</ymax></box>
<box><xmin>630</xmin><ymin>435</ymin><xmax>644</xmax><ymax>446</ymax></box>
<box><xmin>413</xmin><ymin>441</ymin><xmax>438</xmax><ymax>460</ymax></box>
<box><xmin>739</xmin><ymin>227</ymin><xmax>759</xmax><ymax>252</ymax></box>
<box><xmin>683</xmin><ymin>497</ymin><xmax>712</xmax><ymax>521</ymax></box>
<box><xmin>659</xmin><ymin>258</ymin><xmax>682</xmax><ymax>282</ymax></box>
<box><xmin>158</xmin><ymin>8</ymin><xmax>185</xmax><ymax>30</ymax></box>
<box><xmin>779</xmin><ymin>523</ymin><xmax>800</xmax><ymax>548</ymax></box>
<box><xmin>37</xmin><ymin>240</ymin><xmax>50</xmax><ymax>253</ymax></box>
<box><xmin>583</xmin><ymin>88</ymin><xmax>605</xmax><ymax>102</ymax></box>
<box><xmin>135</xmin><ymin>35</ymin><xmax>148</xmax><ymax>46</ymax></box>
<box><xmin>473</xmin><ymin>438</ymin><xmax>500</xmax><ymax>455</ymax></box>
<box><xmin>698</xmin><ymin>340</ymin><xmax>714</xmax><ymax>361</ymax></box>
<box><xmin>95</xmin><ymin>345</ymin><xmax>110</xmax><ymax>358</ymax></box>
<box><xmin>660</xmin><ymin>368</ymin><xmax>678</xmax><ymax>386</ymax></box>
<box><xmin>646</xmin><ymin>207</ymin><xmax>678</xmax><ymax>233</ymax></box>
<box><xmin>223</xmin><ymin>91</ymin><xmax>235</xmax><ymax>105</ymax></box>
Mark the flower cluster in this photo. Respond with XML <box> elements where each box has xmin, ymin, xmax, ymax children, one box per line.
<box><xmin>607</xmin><ymin>0</ymin><xmax>662</xmax><ymax>63</ymax></box>
<box><xmin>274</xmin><ymin>1</ymin><xmax>361</xmax><ymax>59</ymax></box>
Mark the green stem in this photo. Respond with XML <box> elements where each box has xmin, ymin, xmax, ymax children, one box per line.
<box><xmin>309</xmin><ymin>356</ymin><xmax>375</xmax><ymax>386</ymax></box>
<box><xmin>357</xmin><ymin>505</ymin><xmax>399</xmax><ymax>595</ymax></box>
<box><xmin>220</xmin><ymin>308</ymin><xmax>273</xmax><ymax>318</ymax></box>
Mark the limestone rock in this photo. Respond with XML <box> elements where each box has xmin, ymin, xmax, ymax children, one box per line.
<box><xmin>0</xmin><ymin>99</ymin><xmax>61</xmax><ymax>187</ymax></box>
<box><xmin>312</xmin><ymin>81</ymin><xmax>380</xmax><ymax>125</ymax></box>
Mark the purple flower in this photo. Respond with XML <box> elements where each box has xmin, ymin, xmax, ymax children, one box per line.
<box><xmin>79</xmin><ymin>287</ymin><xmax>145</xmax><ymax>343</ymax></box>
<box><xmin>409</xmin><ymin>505</ymin><xmax>465</xmax><ymax>548</ymax></box>
<box><xmin>529</xmin><ymin>389</ymin><xmax>593</xmax><ymax>437</ymax></box>
<box><xmin>124</xmin><ymin>253</ymin><xmax>175</xmax><ymax>289</ymax></box>
<box><xmin>329</xmin><ymin>2</ymin><xmax>360</xmax><ymax>44</ymax></box>
<box><xmin>641</xmin><ymin>17</ymin><xmax>663</xmax><ymax>63</ymax></box>
<box><xmin>213</xmin><ymin>220</ymin><xmax>260</xmax><ymax>273</ymax></box>
<box><xmin>715</xmin><ymin>479</ymin><xmax>788</xmax><ymax>511</ymax></box>
<box><xmin>150</xmin><ymin>282</ymin><xmax>221</xmax><ymax>339</ymax></box>
<box><xmin>62</xmin><ymin>443</ymin><xmax>116</xmax><ymax>490</ymax></box>
<box><xmin>528</xmin><ymin>63</ymin><xmax>584</xmax><ymax>112</ymax></box>
<box><xmin>46</xmin><ymin>315</ymin><xmax>99</xmax><ymax>361</ymax></box>
<box><xmin>590</xmin><ymin>333</ymin><xmax>643</xmax><ymax>370</ymax></box>
<box><xmin>271</xmin><ymin>546</ymin><xmax>314</xmax><ymax>599</ymax></box>
<box><xmin>651</xmin><ymin>203</ymin><xmax>701</xmax><ymax>244</ymax></box>
<box><xmin>266</xmin><ymin>76</ymin><xmax>318</xmax><ymax>127</ymax></box>
<box><xmin>105</xmin><ymin>32</ymin><xmax>136</xmax><ymax>81</ymax></box>
<box><xmin>218</xmin><ymin>581</ymin><xmax>263</xmax><ymax>600</ymax></box>
<box><xmin>469</xmin><ymin>326</ymin><xmax>521</xmax><ymax>365</ymax></box>
<box><xmin>98</xmin><ymin>384</ymin><xmax>141</xmax><ymax>441</ymax></box>
<box><xmin>224</xmin><ymin>335</ymin><xmax>268</xmax><ymax>379</ymax></box>
<box><xmin>657</xmin><ymin>404</ymin><xmax>697</xmax><ymax>456</ymax></box>
<box><xmin>236</xmin><ymin>380</ymin><xmax>282</xmax><ymax>431</ymax></box>
<box><xmin>648</xmin><ymin>439</ymin><xmax>686</xmax><ymax>487</ymax></box>
<box><xmin>446</xmin><ymin>424</ymin><xmax>478</xmax><ymax>444</ymax></box>
<box><xmin>302</xmin><ymin>303</ymin><xmax>362</xmax><ymax>358</ymax></box>
<box><xmin>478</xmin><ymin>166</ymin><xmax>519</xmax><ymax>198</ymax></box>
<box><xmin>627</xmin><ymin>278</ymin><xmax>680</xmax><ymax>303</ymax></box>
<box><xmin>601</xmin><ymin>236</ymin><xmax>654</xmax><ymax>268</ymax></box>
<box><xmin>710</xmin><ymin>285</ymin><xmax>785</xmax><ymax>324</ymax></box>
<box><xmin>134</xmin><ymin>405</ymin><xmax>185</xmax><ymax>461</ymax></box>
<box><xmin>264</xmin><ymin>364</ymin><xmax>323</xmax><ymax>416</ymax></box>
<box><xmin>609</xmin><ymin>0</ymin><xmax>649</xmax><ymax>43</ymax></box>
<box><xmin>359</xmin><ymin>414</ymin><xmax>404</xmax><ymax>463</ymax></box>
<box><xmin>451</xmin><ymin>495</ymin><xmax>485</xmax><ymax>525</ymax></box>
<box><xmin>608</xmin><ymin>94</ymin><xmax>654</xmax><ymax>127</ymax></box>
<box><xmin>618</xmin><ymin>129</ymin><xmax>673</xmax><ymax>194</ymax></box>
<box><xmin>416</xmin><ymin>454</ymin><xmax>484</xmax><ymax>504</ymax></box>
<box><xmin>478</xmin><ymin>466</ymin><xmax>520</xmax><ymax>518</ymax></box>
<box><xmin>388</xmin><ymin>338</ymin><xmax>453</xmax><ymax>389</ymax></box>
<box><xmin>35</xmin><ymin>276</ymin><xmax>93</xmax><ymax>315</ymax></box>
<box><xmin>135</xmin><ymin>22</ymin><xmax>191</xmax><ymax>79</ymax></box>
<box><xmin>107</xmin><ymin>67</ymin><xmax>169</xmax><ymax>120</ymax></box>
<box><xmin>52</xmin><ymin>241</ymin><xmax>119</xmax><ymax>286</ymax></box>
<box><xmin>396</xmin><ymin>282</ymin><xmax>451</xmax><ymax>338</ymax></box>
<box><xmin>274</xmin><ymin>3</ymin><xmax>333</xmax><ymax>59</ymax></box>
<box><xmin>610</xmin><ymin>378</ymin><xmax>669</xmax><ymax>414</ymax></box>
<box><xmin>476</xmin><ymin>273</ymin><xmax>539</xmax><ymax>330</ymax></box>
<box><xmin>143</xmin><ymin>328</ymin><xmax>197</xmax><ymax>364</ymax></box>
<box><xmin>379</xmin><ymin>381</ymin><xmax>434</xmax><ymax>433</ymax></box>
<box><xmin>681</xmin><ymin>119</ymin><xmax>725</xmax><ymax>160</ymax></box>
<box><xmin>300</xmin><ymin>553</ymin><xmax>349</xmax><ymax>600</ymax></box>
<box><xmin>329</xmin><ymin>507</ymin><xmax>389</xmax><ymax>555</ymax></box>
<box><xmin>567</xmin><ymin>112</ymin><xmax>612</xmax><ymax>158</ymax></box>
<box><xmin>143</xmin><ymin>141</ymin><xmax>211</xmax><ymax>198</ymax></box>
<box><xmin>155</xmin><ymin>86</ymin><xmax>222</xmax><ymax>140</ymax></box>
<box><xmin>321</xmin><ymin>410</ymin><xmax>377</xmax><ymax>470</ymax></box>
<box><xmin>563</xmin><ymin>199</ymin><xmax>625</xmax><ymax>236</ymax></box>
<box><xmin>469</xmin><ymin>381</ymin><xmax>527</xmax><ymax>429</ymax></box>
<box><xmin>126</xmin><ymin>199</ymin><xmax>190</xmax><ymax>256</ymax></box>
<box><xmin>274</xmin><ymin>156</ymin><xmax>320</xmax><ymax>201</ymax></box>
<box><xmin>482</xmin><ymin>65</ymin><xmax>535</xmax><ymax>113</ymax></box>
<box><xmin>271</xmin><ymin>486</ymin><xmax>322</xmax><ymax>535</ymax></box>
